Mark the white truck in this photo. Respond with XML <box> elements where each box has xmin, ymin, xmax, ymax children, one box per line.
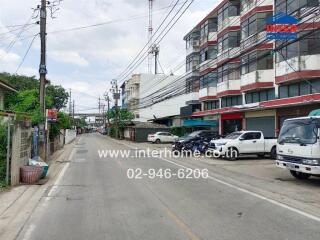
<box><xmin>208</xmin><ymin>131</ymin><xmax>277</xmax><ymax>160</ymax></box>
<box><xmin>276</xmin><ymin>114</ymin><xmax>320</xmax><ymax>179</ymax></box>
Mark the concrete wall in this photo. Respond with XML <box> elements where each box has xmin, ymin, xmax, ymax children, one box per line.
<box><xmin>65</xmin><ymin>129</ymin><xmax>76</xmax><ymax>144</ymax></box>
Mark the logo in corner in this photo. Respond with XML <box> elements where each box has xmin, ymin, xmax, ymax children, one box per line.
<box><xmin>266</xmin><ymin>12</ymin><xmax>298</xmax><ymax>40</ymax></box>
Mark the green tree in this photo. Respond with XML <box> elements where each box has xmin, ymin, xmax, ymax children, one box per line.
<box><xmin>46</xmin><ymin>85</ymin><xmax>69</xmax><ymax>111</ymax></box>
<box><xmin>107</xmin><ymin>108</ymin><xmax>134</xmax><ymax>129</ymax></box>
<box><xmin>8</xmin><ymin>89</ymin><xmax>53</xmax><ymax>125</ymax></box>
<box><xmin>0</xmin><ymin>72</ymin><xmax>38</xmax><ymax>91</ymax></box>
<box><xmin>58</xmin><ymin>112</ymin><xmax>71</xmax><ymax>129</ymax></box>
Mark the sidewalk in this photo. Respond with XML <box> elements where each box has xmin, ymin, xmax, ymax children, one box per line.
<box><xmin>0</xmin><ymin>138</ymin><xmax>78</xmax><ymax>240</ymax></box>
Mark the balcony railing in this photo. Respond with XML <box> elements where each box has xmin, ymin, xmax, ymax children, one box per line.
<box><xmin>217</xmin><ymin>79</ymin><xmax>241</xmax><ymax>94</ymax></box>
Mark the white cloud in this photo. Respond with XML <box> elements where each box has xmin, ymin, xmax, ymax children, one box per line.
<box><xmin>49</xmin><ymin>50</ymin><xmax>89</xmax><ymax>67</ymax></box>
<box><xmin>0</xmin><ymin>0</ymin><xmax>218</xmax><ymax>108</ymax></box>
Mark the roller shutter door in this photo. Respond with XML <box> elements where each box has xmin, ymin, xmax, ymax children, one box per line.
<box><xmin>246</xmin><ymin>116</ymin><xmax>275</xmax><ymax>138</ymax></box>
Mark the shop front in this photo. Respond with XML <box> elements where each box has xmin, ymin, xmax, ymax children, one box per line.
<box><xmin>245</xmin><ymin>110</ymin><xmax>276</xmax><ymax>138</ymax></box>
<box><xmin>220</xmin><ymin>113</ymin><xmax>243</xmax><ymax>136</ymax></box>
<box><xmin>276</xmin><ymin>104</ymin><xmax>320</xmax><ymax>131</ymax></box>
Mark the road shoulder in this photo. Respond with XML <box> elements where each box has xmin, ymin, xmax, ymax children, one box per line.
<box><xmin>0</xmin><ymin>138</ymin><xmax>78</xmax><ymax>240</ymax></box>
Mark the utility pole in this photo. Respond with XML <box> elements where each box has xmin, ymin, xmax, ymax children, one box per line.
<box><xmin>111</xmin><ymin>80</ymin><xmax>120</xmax><ymax>139</ymax></box>
<box><xmin>69</xmin><ymin>88</ymin><xmax>72</xmax><ymax>117</ymax></box>
<box><xmin>153</xmin><ymin>45</ymin><xmax>159</xmax><ymax>74</ymax></box>
<box><xmin>104</xmin><ymin>93</ymin><xmax>111</xmax><ymax>124</ymax></box>
<box><xmin>39</xmin><ymin>0</ymin><xmax>47</xmax><ymax>116</ymax></box>
<box><xmin>38</xmin><ymin>0</ymin><xmax>47</xmax><ymax>160</ymax></box>
<box><xmin>72</xmin><ymin>100</ymin><xmax>75</xmax><ymax>123</ymax></box>
<box><xmin>98</xmin><ymin>97</ymin><xmax>101</xmax><ymax>127</ymax></box>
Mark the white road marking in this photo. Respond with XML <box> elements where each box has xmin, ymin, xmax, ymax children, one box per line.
<box><xmin>46</xmin><ymin>148</ymin><xmax>74</xmax><ymax>200</ymax></box>
<box><xmin>116</xmin><ymin>139</ymin><xmax>320</xmax><ymax>222</ymax></box>
<box><xmin>21</xmin><ymin>224</ymin><xmax>36</xmax><ymax>240</ymax></box>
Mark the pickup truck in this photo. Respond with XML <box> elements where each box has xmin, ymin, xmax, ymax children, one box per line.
<box><xmin>208</xmin><ymin>131</ymin><xmax>277</xmax><ymax>160</ymax></box>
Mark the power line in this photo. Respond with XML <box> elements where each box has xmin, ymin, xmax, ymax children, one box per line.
<box><xmin>47</xmin><ymin>2</ymin><xmax>186</xmax><ymax>35</ymax></box>
<box><xmin>118</xmin><ymin>0</ymin><xmax>195</xmax><ymax>84</ymax></box>
<box><xmin>116</xmin><ymin>0</ymin><xmax>184</xmax><ymax>81</ymax></box>
<box><xmin>15</xmin><ymin>34</ymin><xmax>39</xmax><ymax>74</ymax></box>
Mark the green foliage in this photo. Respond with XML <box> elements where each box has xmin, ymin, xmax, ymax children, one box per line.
<box><xmin>170</xmin><ymin>126</ymin><xmax>187</xmax><ymax>137</ymax></box>
<box><xmin>0</xmin><ymin>72</ymin><xmax>38</xmax><ymax>91</ymax></box>
<box><xmin>109</xmin><ymin>126</ymin><xmax>116</xmax><ymax>138</ymax></box>
<box><xmin>7</xmin><ymin>89</ymin><xmax>53</xmax><ymax>125</ymax></box>
<box><xmin>1</xmin><ymin>72</ymin><xmax>69</xmax><ymax>112</ymax></box>
<box><xmin>58</xmin><ymin>112</ymin><xmax>71</xmax><ymax>129</ymax></box>
<box><xmin>107</xmin><ymin>108</ymin><xmax>135</xmax><ymax>129</ymax></box>
<box><xmin>0</xmin><ymin>124</ymin><xmax>7</xmax><ymax>188</ymax></box>
<box><xmin>46</xmin><ymin>85</ymin><xmax>69</xmax><ymax>111</ymax></box>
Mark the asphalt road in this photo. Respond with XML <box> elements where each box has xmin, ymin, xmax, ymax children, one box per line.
<box><xmin>17</xmin><ymin>134</ymin><xmax>320</xmax><ymax>240</ymax></box>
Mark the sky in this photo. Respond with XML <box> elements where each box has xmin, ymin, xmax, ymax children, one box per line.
<box><xmin>0</xmin><ymin>0</ymin><xmax>219</xmax><ymax>113</ymax></box>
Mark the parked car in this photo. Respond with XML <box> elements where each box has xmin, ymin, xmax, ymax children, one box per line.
<box><xmin>148</xmin><ymin>132</ymin><xmax>179</xmax><ymax>143</ymax></box>
<box><xmin>208</xmin><ymin>131</ymin><xmax>277</xmax><ymax>160</ymax></box>
<box><xmin>172</xmin><ymin>130</ymin><xmax>219</xmax><ymax>152</ymax></box>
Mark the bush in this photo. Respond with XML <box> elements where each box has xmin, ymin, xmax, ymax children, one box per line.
<box><xmin>0</xmin><ymin>124</ymin><xmax>8</xmax><ymax>187</ymax></box>
<box><xmin>109</xmin><ymin>126</ymin><xmax>116</xmax><ymax>138</ymax></box>
<box><xmin>170</xmin><ymin>126</ymin><xmax>188</xmax><ymax>137</ymax></box>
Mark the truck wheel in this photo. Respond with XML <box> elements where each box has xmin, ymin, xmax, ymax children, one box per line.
<box><xmin>155</xmin><ymin>139</ymin><xmax>161</xmax><ymax>144</ymax></box>
<box><xmin>226</xmin><ymin>147</ymin><xmax>238</xmax><ymax>161</ymax></box>
<box><xmin>270</xmin><ymin>146</ymin><xmax>277</xmax><ymax>160</ymax></box>
<box><xmin>290</xmin><ymin>170</ymin><xmax>311</xmax><ymax>180</ymax></box>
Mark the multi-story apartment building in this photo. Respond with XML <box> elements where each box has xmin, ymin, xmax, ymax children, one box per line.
<box><xmin>185</xmin><ymin>0</ymin><xmax>320</xmax><ymax>137</ymax></box>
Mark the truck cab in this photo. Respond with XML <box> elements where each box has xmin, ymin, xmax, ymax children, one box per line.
<box><xmin>276</xmin><ymin>116</ymin><xmax>320</xmax><ymax>179</ymax></box>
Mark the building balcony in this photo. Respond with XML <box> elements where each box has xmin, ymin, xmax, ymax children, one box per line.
<box><xmin>217</xmin><ymin>47</ymin><xmax>240</xmax><ymax>64</ymax></box>
<box><xmin>185</xmin><ymin>91</ymin><xmax>200</xmax><ymax>102</ymax></box>
<box><xmin>218</xmin><ymin>16</ymin><xmax>240</xmax><ymax>33</ymax></box>
<box><xmin>199</xmin><ymin>87</ymin><xmax>217</xmax><ymax>101</ymax></box>
<box><xmin>199</xmin><ymin>59</ymin><xmax>217</xmax><ymax>73</ymax></box>
<box><xmin>275</xmin><ymin>54</ymin><xmax>320</xmax><ymax>84</ymax></box>
<box><xmin>200</xmin><ymin>32</ymin><xmax>218</xmax><ymax>46</ymax></box>
<box><xmin>217</xmin><ymin>79</ymin><xmax>241</xmax><ymax>97</ymax></box>
<box><xmin>240</xmin><ymin>31</ymin><xmax>268</xmax><ymax>52</ymax></box>
<box><xmin>240</xmin><ymin>70</ymin><xmax>274</xmax><ymax>92</ymax></box>
<box><xmin>186</xmin><ymin>42</ymin><xmax>200</xmax><ymax>56</ymax></box>
<box><xmin>240</xmin><ymin>0</ymin><xmax>273</xmax><ymax>17</ymax></box>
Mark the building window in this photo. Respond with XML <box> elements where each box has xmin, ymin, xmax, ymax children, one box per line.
<box><xmin>186</xmin><ymin>53</ymin><xmax>200</xmax><ymax>72</ymax></box>
<box><xmin>186</xmin><ymin>78</ymin><xmax>200</xmax><ymax>93</ymax></box>
<box><xmin>218</xmin><ymin>62</ymin><xmax>240</xmax><ymax>83</ymax></box>
<box><xmin>218</xmin><ymin>0</ymin><xmax>240</xmax><ymax>24</ymax></box>
<box><xmin>185</xmin><ymin>30</ymin><xmax>200</xmax><ymax>49</ymax></box>
<box><xmin>276</xmin><ymin>0</ymin><xmax>319</xmax><ymax>16</ymax></box>
<box><xmin>278</xmin><ymin>79</ymin><xmax>320</xmax><ymax>98</ymax></box>
<box><xmin>241</xmin><ymin>12</ymin><xmax>272</xmax><ymax>39</ymax></box>
<box><xmin>200</xmin><ymin>45</ymin><xmax>217</xmax><ymax>63</ymax></box>
<box><xmin>218</xmin><ymin>31</ymin><xmax>240</xmax><ymax>52</ymax></box>
<box><xmin>204</xmin><ymin>101</ymin><xmax>219</xmax><ymax>110</ymax></box>
<box><xmin>241</xmin><ymin>50</ymin><xmax>273</xmax><ymax>74</ymax></box>
<box><xmin>208</xmin><ymin>18</ymin><xmax>218</xmax><ymax>32</ymax></box>
<box><xmin>221</xmin><ymin>95</ymin><xmax>242</xmax><ymax>107</ymax></box>
<box><xmin>276</xmin><ymin>31</ymin><xmax>320</xmax><ymax>62</ymax></box>
<box><xmin>245</xmin><ymin>88</ymin><xmax>275</xmax><ymax>104</ymax></box>
<box><xmin>200</xmin><ymin>71</ymin><xmax>218</xmax><ymax>89</ymax></box>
